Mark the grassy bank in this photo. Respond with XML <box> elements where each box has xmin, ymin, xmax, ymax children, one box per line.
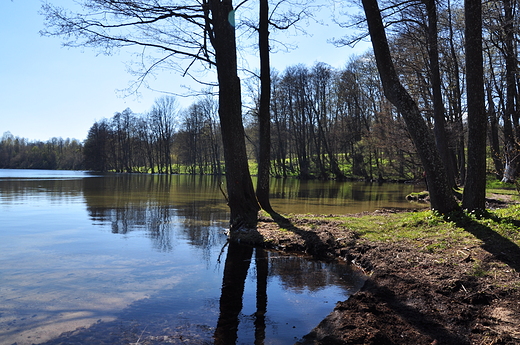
<box><xmin>258</xmin><ymin>190</ymin><xmax>520</xmax><ymax>344</ymax></box>
<box><xmin>330</xmin><ymin>203</ymin><xmax>520</xmax><ymax>252</ymax></box>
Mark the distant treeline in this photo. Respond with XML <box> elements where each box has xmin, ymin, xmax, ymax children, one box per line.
<box><xmin>82</xmin><ymin>59</ymin><xmax>424</xmax><ymax>180</ymax></box>
<box><xmin>83</xmin><ymin>96</ymin><xmax>222</xmax><ymax>175</ymax></box>
<box><xmin>4</xmin><ymin>51</ymin><xmax>517</xmax><ymax>182</ymax></box>
<box><xmin>0</xmin><ymin>132</ymin><xmax>83</xmax><ymax>170</ymax></box>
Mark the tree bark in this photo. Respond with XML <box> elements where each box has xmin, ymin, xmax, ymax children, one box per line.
<box><xmin>462</xmin><ymin>0</ymin><xmax>487</xmax><ymax>211</ymax></box>
<box><xmin>425</xmin><ymin>0</ymin><xmax>456</xmax><ymax>188</ymax></box>
<box><xmin>501</xmin><ymin>0</ymin><xmax>518</xmax><ymax>183</ymax></box>
<box><xmin>361</xmin><ymin>0</ymin><xmax>459</xmax><ymax>214</ymax></box>
<box><xmin>256</xmin><ymin>0</ymin><xmax>274</xmax><ymax>213</ymax></box>
<box><xmin>486</xmin><ymin>81</ymin><xmax>503</xmax><ymax>178</ymax></box>
<box><xmin>209</xmin><ymin>0</ymin><xmax>260</xmax><ymax>228</ymax></box>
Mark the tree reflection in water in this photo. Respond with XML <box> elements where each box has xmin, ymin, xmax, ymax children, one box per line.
<box><xmin>254</xmin><ymin>248</ymin><xmax>268</xmax><ymax>345</ymax></box>
<box><xmin>214</xmin><ymin>242</ymin><xmax>271</xmax><ymax>345</ymax></box>
<box><xmin>213</xmin><ymin>242</ymin><xmax>366</xmax><ymax>345</ymax></box>
<box><xmin>78</xmin><ymin>174</ymin><xmax>366</xmax><ymax>343</ymax></box>
<box><xmin>214</xmin><ymin>241</ymin><xmax>253</xmax><ymax>345</ymax></box>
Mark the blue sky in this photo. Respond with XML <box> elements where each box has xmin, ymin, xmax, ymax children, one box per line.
<box><xmin>1</xmin><ymin>1</ymin><xmax>370</xmax><ymax>142</ymax></box>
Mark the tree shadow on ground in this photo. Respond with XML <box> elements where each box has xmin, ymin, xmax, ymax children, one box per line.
<box><xmin>266</xmin><ymin>211</ymin><xmax>337</xmax><ymax>260</ymax></box>
<box><xmin>285</xmin><ymin>219</ymin><xmax>473</xmax><ymax>344</ymax></box>
<box><xmin>312</xmin><ymin>276</ymin><xmax>474</xmax><ymax>345</ymax></box>
<box><xmin>451</xmin><ymin>211</ymin><xmax>520</xmax><ymax>272</ymax></box>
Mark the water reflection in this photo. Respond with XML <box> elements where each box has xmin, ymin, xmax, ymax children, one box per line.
<box><xmin>213</xmin><ymin>244</ymin><xmax>363</xmax><ymax>345</ymax></box>
<box><xmin>270</xmin><ymin>178</ymin><xmax>425</xmax><ymax>214</ymax></box>
<box><xmin>213</xmin><ymin>245</ymin><xmax>365</xmax><ymax>344</ymax></box>
<box><xmin>82</xmin><ymin>174</ymin><xmax>229</xmax><ymax>253</ymax></box>
<box><xmin>1</xmin><ymin>170</ymin><xmax>417</xmax><ymax>344</ymax></box>
<box><xmin>254</xmin><ymin>248</ymin><xmax>268</xmax><ymax>345</ymax></box>
<box><xmin>215</xmin><ymin>242</ymin><xmax>254</xmax><ymax>345</ymax></box>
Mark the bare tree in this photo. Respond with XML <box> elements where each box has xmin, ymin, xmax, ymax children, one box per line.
<box><xmin>361</xmin><ymin>0</ymin><xmax>459</xmax><ymax>213</ymax></box>
<box><xmin>41</xmin><ymin>0</ymin><xmax>259</xmax><ymax>230</ymax></box>
<box><xmin>424</xmin><ymin>0</ymin><xmax>457</xmax><ymax>188</ymax></box>
<box><xmin>149</xmin><ymin>96</ymin><xmax>178</xmax><ymax>174</ymax></box>
<box><xmin>499</xmin><ymin>0</ymin><xmax>519</xmax><ymax>183</ymax></box>
<box><xmin>256</xmin><ymin>0</ymin><xmax>273</xmax><ymax>212</ymax></box>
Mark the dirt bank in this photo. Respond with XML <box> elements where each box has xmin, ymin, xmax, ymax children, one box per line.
<box><xmin>255</xmin><ymin>208</ymin><xmax>520</xmax><ymax>345</ymax></box>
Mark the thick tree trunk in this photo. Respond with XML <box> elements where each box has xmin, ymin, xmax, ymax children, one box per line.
<box><xmin>210</xmin><ymin>0</ymin><xmax>260</xmax><ymax>229</ymax></box>
<box><xmin>462</xmin><ymin>0</ymin><xmax>487</xmax><ymax>211</ymax></box>
<box><xmin>361</xmin><ymin>0</ymin><xmax>459</xmax><ymax>214</ymax></box>
<box><xmin>256</xmin><ymin>0</ymin><xmax>273</xmax><ymax>213</ymax></box>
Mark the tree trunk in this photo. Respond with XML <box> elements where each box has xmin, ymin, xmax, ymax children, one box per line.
<box><xmin>462</xmin><ymin>0</ymin><xmax>487</xmax><ymax>211</ymax></box>
<box><xmin>361</xmin><ymin>0</ymin><xmax>459</xmax><ymax>214</ymax></box>
<box><xmin>501</xmin><ymin>0</ymin><xmax>518</xmax><ymax>183</ymax></box>
<box><xmin>425</xmin><ymin>0</ymin><xmax>457</xmax><ymax>188</ymax></box>
<box><xmin>486</xmin><ymin>81</ymin><xmax>503</xmax><ymax>178</ymax></box>
<box><xmin>256</xmin><ymin>0</ymin><xmax>273</xmax><ymax>213</ymax></box>
<box><xmin>209</xmin><ymin>0</ymin><xmax>260</xmax><ymax>229</ymax></box>
<box><xmin>447</xmin><ymin>0</ymin><xmax>466</xmax><ymax>184</ymax></box>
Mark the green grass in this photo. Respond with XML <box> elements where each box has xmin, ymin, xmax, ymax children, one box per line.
<box><xmin>486</xmin><ymin>173</ymin><xmax>517</xmax><ymax>189</ymax></box>
<box><xmin>311</xmin><ymin>191</ymin><xmax>520</xmax><ymax>254</ymax></box>
<box><xmin>470</xmin><ymin>260</ymin><xmax>489</xmax><ymax>277</ymax></box>
<box><xmin>333</xmin><ymin>210</ymin><xmax>469</xmax><ymax>245</ymax></box>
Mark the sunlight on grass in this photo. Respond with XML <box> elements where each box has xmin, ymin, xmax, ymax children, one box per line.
<box><xmin>326</xmin><ymin>200</ymin><xmax>520</xmax><ymax>252</ymax></box>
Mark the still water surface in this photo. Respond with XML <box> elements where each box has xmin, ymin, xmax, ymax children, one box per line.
<box><xmin>0</xmin><ymin>170</ymin><xmax>424</xmax><ymax>345</ymax></box>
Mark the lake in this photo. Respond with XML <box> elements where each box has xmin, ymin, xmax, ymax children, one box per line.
<box><xmin>0</xmin><ymin>169</ymin><xmax>425</xmax><ymax>345</ymax></box>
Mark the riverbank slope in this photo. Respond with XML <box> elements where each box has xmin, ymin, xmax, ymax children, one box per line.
<box><xmin>255</xmin><ymin>195</ymin><xmax>520</xmax><ymax>344</ymax></box>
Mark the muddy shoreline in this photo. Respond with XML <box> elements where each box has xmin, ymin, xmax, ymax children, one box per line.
<box><xmin>253</xmin><ymin>209</ymin><xmax>520</xmax><ymax>345</ymax></box>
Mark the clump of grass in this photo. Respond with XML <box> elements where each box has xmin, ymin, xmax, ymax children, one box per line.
<box><xmin>423</xmin><ymin>240</ymin><xmax>450</xmax><ymax>253</ymax></box>
<box><xmin>470</xmin><ymin>260</ymin><xmax>488</xmax><ymax>277</ymax></box>
<box><xmin>486</xmin><ymin>177</ymin><xmax>516</xmax><ymax>190</ymax></box>
<box><xmin>406</xmin><ymin>191</ymin><xmax>430</xmax><ymax>201</ymax></box>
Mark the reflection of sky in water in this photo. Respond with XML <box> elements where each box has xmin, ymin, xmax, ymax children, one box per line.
<box><xmin>0</xmin><ymin>171</ymin><xmax>367</xmax><ymax>345</ymax></box>
<box><xmin>1</xmin><ymin>199</ymin><xmax>210</xmax><ymax>344</ymax></box>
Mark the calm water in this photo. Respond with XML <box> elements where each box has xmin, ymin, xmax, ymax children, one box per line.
<box><xmin>0</xmin><ymin>170</ymin><xmax>424</xmax><ymax>345</ymax></box>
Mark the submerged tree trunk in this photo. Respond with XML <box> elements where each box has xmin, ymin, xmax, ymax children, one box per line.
<box><xmin>361</xmin><ymin>0</ymin><xmax>459</xmax><ymax>214</ymax></box>
<box><xmin>209</xmin><ymin>0</ymin><xmax>260</xmax><ymax>229</ymax></box>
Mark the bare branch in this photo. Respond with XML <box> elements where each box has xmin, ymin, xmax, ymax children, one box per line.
<box><xmin>40</xmin><ymin>0</ymin><xmax>216</xmax><ymax>94</ymax></box>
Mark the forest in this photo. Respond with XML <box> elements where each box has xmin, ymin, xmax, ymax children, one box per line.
<box><xmin>79</xmin><ymin>58</ymin><xmax>422</xmax><ymax>181</ymax></box>
<box><xmin>0</xmin><ymin>132</ymin><xmax>83</xmax><ymax>170</ymax></box>
<box><xmin>2</xmin><ymin>1</ymin><xmax>519</xmax><ymax>186</ymax></box>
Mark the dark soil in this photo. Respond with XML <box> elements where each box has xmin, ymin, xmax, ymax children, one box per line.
<box><xmin>253</xmin><ymin>209</ymin><xmax>520</xmax><ymax>345</ymax></box>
